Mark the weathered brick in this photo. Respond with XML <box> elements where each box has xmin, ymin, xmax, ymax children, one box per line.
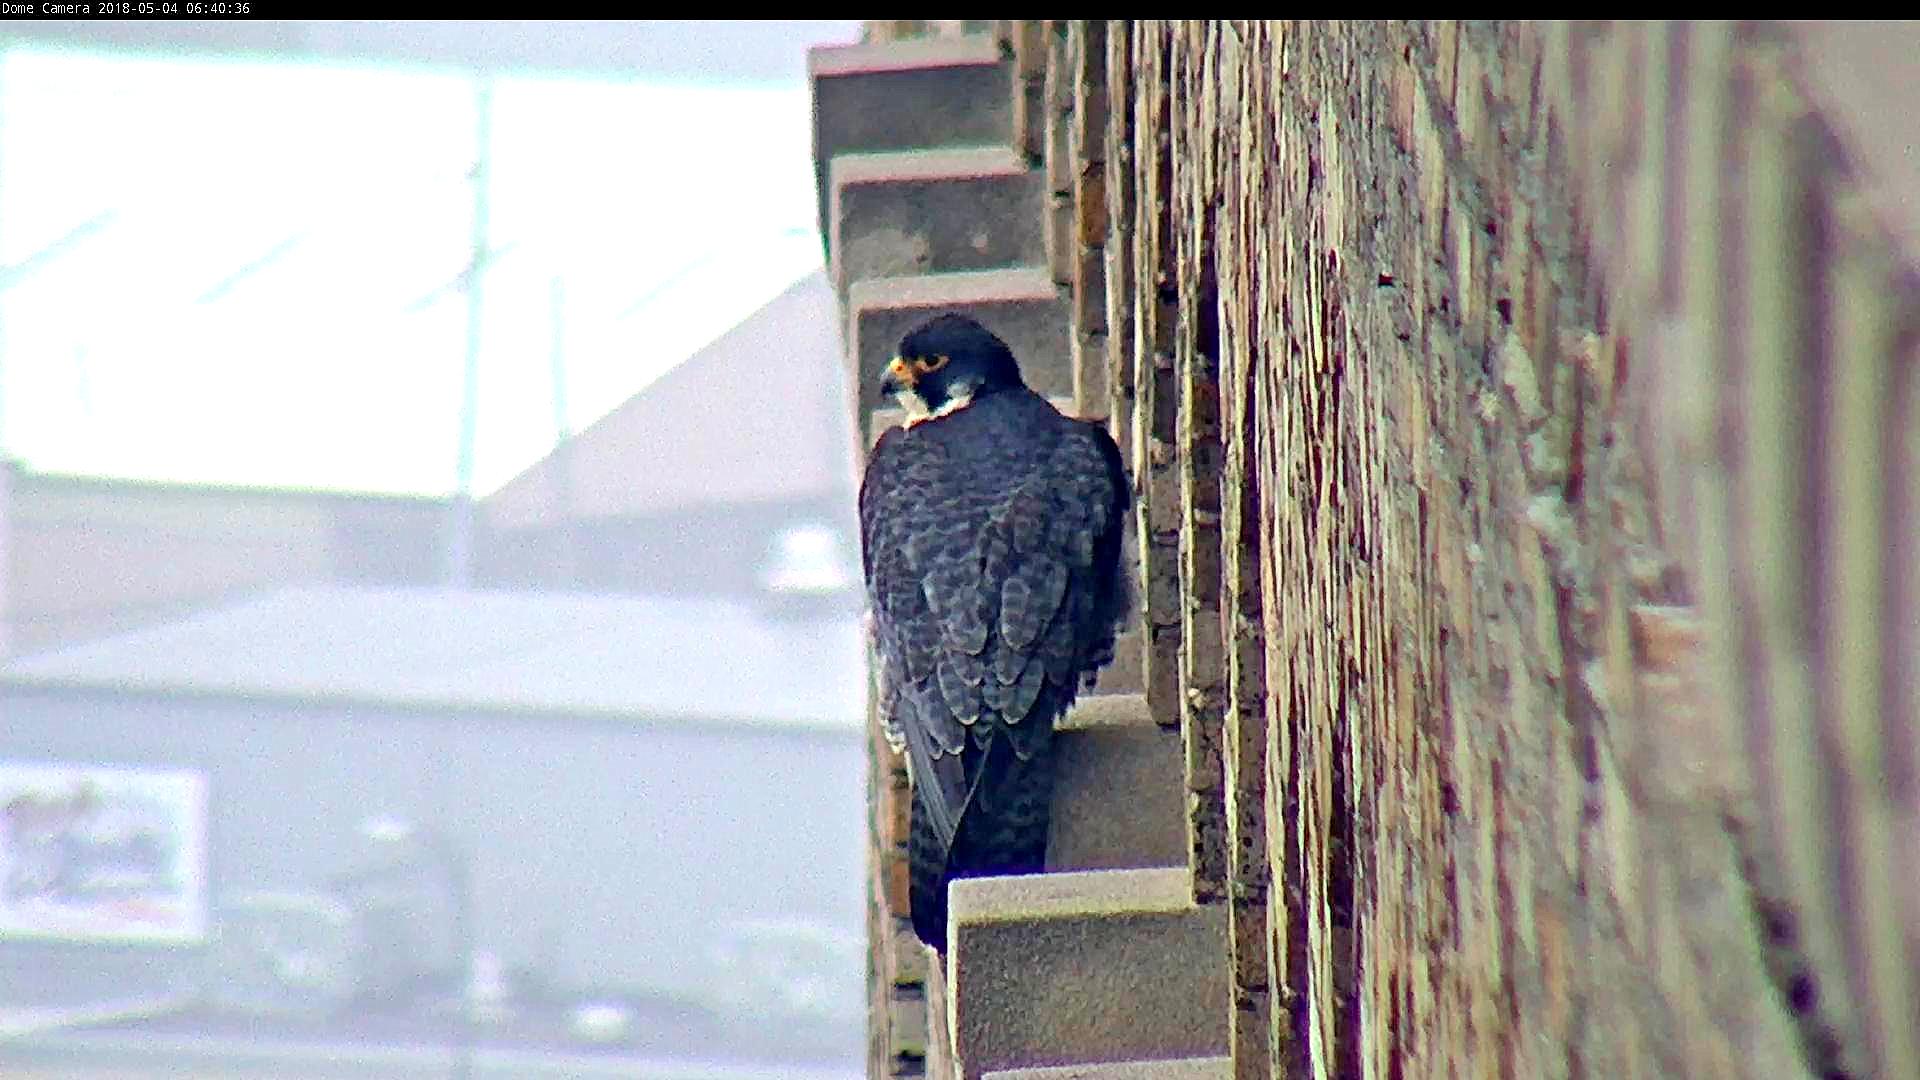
<box><xmin>831</xmin><ymin>19</ymin><xmax>1920</xmax><ymax>1080</ymax></box>
<box><xmin>880</xmin><ymin>766</ymin><xmax>912</xmax><ymax>850</ymax></box>
<box><xmin>890</xmin><ymin>986</ymin><xmax>930</xmax><ymax>1059</ymax></box>
<box><xmin>881</xmin><ymin>847</ymin><xmax>911</xmax><ymax>915</ymax></box>
<box><xmin>892</xmin><ymin>918</ymin><xmax>930</xmax><ymax>988</ymax></box>
<box><xmin>1074</xmin><ymin>328</ymin><xmax>1111</xmax><ymax>424</ymax></box>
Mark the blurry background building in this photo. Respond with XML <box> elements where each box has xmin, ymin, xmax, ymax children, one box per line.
<box><xmin>2</xmin><ymin>269</ymin><xmax>856</xmax><ymax>656</ymax></box>
<box><xmin>0</xmin><ymin>20</ymin><xmax>867</xmax><ymax>1076</ymax></box>
<box><xmin>1</xmin><ymin>585</ymin><xmax>865</xmax><ymax>1040</ymax></box>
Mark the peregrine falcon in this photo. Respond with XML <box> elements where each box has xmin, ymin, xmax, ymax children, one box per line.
<box><xmin>858</xmin><ymin>313</ymin><xmax>1131</xmax><ymax>951</ymax></box>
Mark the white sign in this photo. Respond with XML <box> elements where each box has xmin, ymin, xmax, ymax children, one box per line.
<box><xmin>0</xmin><ymin>761</ymin><xmax>208</xmax><ymax>944</ymax></box>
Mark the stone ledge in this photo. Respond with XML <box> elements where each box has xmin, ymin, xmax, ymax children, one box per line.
<box><xmin>983</xmin><ymin>1057</ymin><xmax>1232</xmax><ymax>1080</ymax></box>
<box><xmin>954</xmin><ymin>865</ymin><xmax>1194</xmax><ymax>923</ymax></box>
<box><xmin>850</xmin><ymin>265</ymin><xmax>1060</xmax><ymax>311</ymax></box>
<box><xmin>809</xmin><ymin>34</ymin><xmax>1002</xmax><ymax>78</ymax></box>
<box><xmin>1051</xmin><ymin>693</ymin><xmax>1184</xmax><ymax>872</ymax></box>
<box><xmin>811</xmin><ymin>36</ymin><xmax>1011</xmax><ymax>256</ymax></box>
<box><xmin>830</xmin><ymin>147</ymin><xmax>1044</xmax><ymax>300</ymax></box>
<box><xmin>948</xmin><ymin>867</ymin><xmax>1229</xmax><ymax>1078</ymax></box>
<box><xmin>1056</xmin><ymin>690</ymin><xmax>1150</xmax><ymax>732</ymax></box>
<box><xmin>831</xmin><ymin>145</ymin><xmax>1028</xmax><ymax>186</ymax></box>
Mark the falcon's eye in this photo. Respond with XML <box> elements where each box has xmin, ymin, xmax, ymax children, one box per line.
<box><xmin>913</xmin><ymin>355</ymin><xmax>950</xmax><ymax>376</ymax></box>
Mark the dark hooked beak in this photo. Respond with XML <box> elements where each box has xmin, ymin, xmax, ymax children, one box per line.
<box><xmin>879</xmin><ymin>358</ymin><xmax>913</xmax><ymax>399</ymax></box>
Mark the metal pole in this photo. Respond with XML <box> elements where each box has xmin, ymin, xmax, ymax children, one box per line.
<box><xmin>548</xmin><ymin>276</ymin><xmax>568</xmax><ymax>446</ymax></box>
<box><xmin>445</xmin><ymin>74</ymin><xmax>491</xmax><ymax>588</ymax></box>
<box><xmin>548</xmin><ymin>275</ymin><xmax>577</xmax><ymax>587</ymax></box>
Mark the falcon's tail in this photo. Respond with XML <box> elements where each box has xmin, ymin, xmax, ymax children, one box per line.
<box><xmin>908</xmin><ymin>734</ymin><xmax>1057</xmax><ymax>952</ymax></box>
<box><xmin>908</xmin><ymin>787</ymin><xmax>954</xmax><ymax>950</ymax></box>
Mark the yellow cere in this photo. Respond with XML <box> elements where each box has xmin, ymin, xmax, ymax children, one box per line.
<box><xmin>889</xmin><ymin>356</ymin><xmax>916</xmax><ymax>386</ymax></box>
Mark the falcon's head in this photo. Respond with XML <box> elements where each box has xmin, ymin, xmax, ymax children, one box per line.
<box><xmin>881</xmin><ymin>314</ymin><xmax>1024</xmax><ymax>426</ymax></box>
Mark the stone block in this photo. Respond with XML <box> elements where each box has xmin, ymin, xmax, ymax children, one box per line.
<box><xmin>947</xmin><ymin>868</ymin><xmax>1228</xmax><ymax>1077</ymax></box>
<box><xmin>811</xmin><ymin>37</ymin><xmax>1011</xmax><ymax>253</ymax></box>
<box><xmin>831</xmin><ymin>147</ymin><xmax>1044</xmax><ymax>300</ymax></box>
<box><xmin>1049</xmin><ymin>693</ymin><xmax>1184</xmax><ymax>872</ymax></box>
<box><xmin>984</xmin><ymin>1059</ymin><xmax>1232</xmax><ymax>1080</ymax></box>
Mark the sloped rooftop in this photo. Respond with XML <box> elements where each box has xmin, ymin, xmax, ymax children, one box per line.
<box><xmin>484</xmin><ymin>268</ymin><xmax>858</xmax><ymax>529</ymax></box>
<box><xmin>0</xmin><ymin>584</ymin><xmax>864</xmax><ymax>732</ymax></box>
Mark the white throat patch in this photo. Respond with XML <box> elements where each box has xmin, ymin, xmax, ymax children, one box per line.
<box><xmin>899</xmin><ymin>381</ymin><xmax>976</xmax><ymax>428</ymax></box>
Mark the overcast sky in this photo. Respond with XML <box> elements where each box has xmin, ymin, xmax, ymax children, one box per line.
<box><xmin>0</xmin><ymin>21</ymin><xmax>861</xmax><ymax>496</ymax></box>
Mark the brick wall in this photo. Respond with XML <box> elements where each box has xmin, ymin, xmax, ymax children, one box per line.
<box><xmin>848</xmin><ymin>18</ymin><xmax>1920</xmax><ymax>1079</ymax></box>
<box><xmin>867</xmin><ymin>16</ymin><xmax>1920</xmax><ymax>1076</ymax></box>
<box><xmin>1069</xmin><ymin>20</ymin><xmax>1919</xmax><ymax>1080</ymax></box>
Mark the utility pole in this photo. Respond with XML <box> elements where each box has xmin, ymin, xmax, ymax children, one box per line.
<box><xmin>444</xmin><ymin>74</ymin><xmax>491</xmax><ymax>589</ymax></box>
<box><xmin>548</xmin><ymin>275</ymin><xmax>578</xmax><ymax>587</ymax></box>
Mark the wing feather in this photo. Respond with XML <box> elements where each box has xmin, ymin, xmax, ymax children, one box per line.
<box><xmin>860</xmin><ymin>398</ymin><xmax>1132</xmax><ymax>855</ymax></box>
